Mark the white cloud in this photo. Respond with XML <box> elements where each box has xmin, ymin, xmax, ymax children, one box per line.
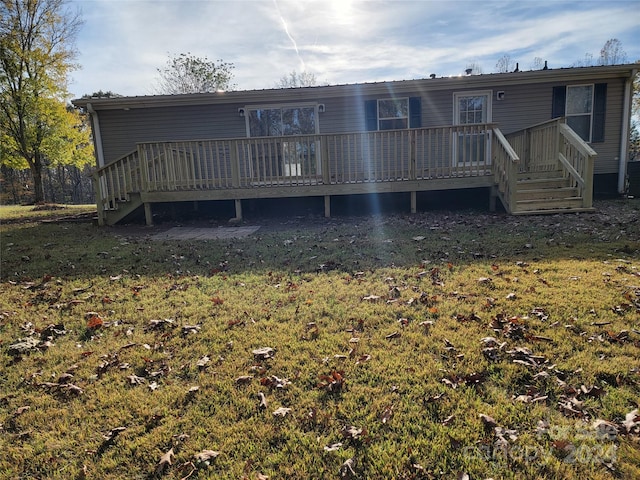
<box><xmin>68</xmin><ymin>0</ymin><xmax>640</xmax><ymax>98</ymax></box>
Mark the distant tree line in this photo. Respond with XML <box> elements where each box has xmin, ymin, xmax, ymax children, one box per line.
<box><xmin>0</xmin><ymin>164</ymin><xmax>94</xmax><ymax>205</ymax></box>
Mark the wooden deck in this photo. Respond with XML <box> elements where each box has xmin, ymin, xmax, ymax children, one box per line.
<box><xmin>93</xmin><ymin>119</ymin><xmax>596</xmax><ymax>225</ymax></box>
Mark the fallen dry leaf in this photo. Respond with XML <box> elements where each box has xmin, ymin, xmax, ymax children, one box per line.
<box><xmin>324</xmin><ymin>442</ymin><xmax>342</xmax><ymax>452</ymax></box>
<box><xmin>182</xmin><ymin>325</ymin><xmax>201</xmax><ymax>335</ymax></box>
<box><xmin>196</xmin><ymin>355</ymin><xmax>210</xmax><ymax>370</ymax></box>
<box><xmin>235</xmin><ymin>375</ymin><xmax>253</xmax><ymax>385</ymax></box>
<box><xmin>362</xmin><ymin>294</ymin><xmax>381</xmax><ymax>302</ymax></box>
<box><xmin>252</xmin><ymin>347</ymin><xmax>275</xmax><ymax>361</ymax></box>
<box><xmin>341</xmin><ymin>425</ymin><xmax>364</xmax><ymax>440</ymax></box>
<box><xmin>15</xmin><ymin>406</ymin><xmax>30</xmax><ymax>416</ymax></box>
<box><xmin>102</xmin><ymin>426</ymin><xmax>126</xmax><ymax>443</ymax></box>
<box><xmin>193</xmin><ymin>449</ymin><xmax>219</xmax><ymax>467</ymax></box>
<box><xmin>258</xmin><ymin>392</ymin><xmax>268</xmax><ymax>410</ymax></box>
<box><xmin>479</xmin><ymin>414</ymin><xmax>498</xmax><ymax>430</ymax></box>
<box><xmin>186</xmin><ymin>386</ymin><xmax>200</xmax><ymax>396</ymax></box>
<box><xmin>622</xmin><ymin>409</ymin><xmax>639</xmax><ymax>433</ymax></box>
<box><xmin>127</xmin><ymin>374</ymin><xmax>146</xmax><ymax>386</ymax></box>
<box><xmin>155</xmin><ymin>448</ymin><xmax>174</xmax><ymax>475</ymax></box>
<box><xmin>339</xmin><ymin>457</ymin><xmax>356</xmax><ymax>478</ymax></box>
<box><xmin>318</xmin><ymin>371</ymin><xmax>345</xmax><ymax>393</ymax></box>
<box><xmin>259</xmin><ymin>375</ymin><xmax>290</xmax><ymax>389</ymax></box>
<box><xmin>380</xmin><ymin>405</ymin><xmax>393</xmax><ymax>424</ymax></box>
<box><xmin>355</xmin><ymin>354</ymin><xmax>371</xmax><ymax>365</ymax></box>
<box><xmin>442</xmin><ymin>414</ymin><xmax>455</xmax><ymax>425</ymax></box>
<box><xmin>272</xmin><ymin>407</ymin><xmax>291</xmax><ymax>418</ymax></box>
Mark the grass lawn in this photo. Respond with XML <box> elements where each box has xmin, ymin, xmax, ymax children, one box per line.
<box><xmin>0</xmin><ymin>204</ymin><xmax>97</xmax><ymax>223</ymax></box>
<box><xmin>0</xmin><ymin>199</ymin><xmax>639</xmax><ymax>479</ymax></box>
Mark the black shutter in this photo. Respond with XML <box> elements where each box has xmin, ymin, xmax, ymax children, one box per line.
<box><xmin>365</xmin><ymin>99</ymin><xmax>378</xmax><ymax>131</ymax></box>
<box><xmin>552</xmin><ymin>86</ymin><xmax>566</xmax><ymax>118</ymax></box>
<box><xmin>592</xmin><ymin>83</ymin><xmax>607</xmax><ymax>143</ymax></box>
<box><xmin>409</xmin><ymin>97</ymin><xmax>422</xmax><ymax>128</ymax></box>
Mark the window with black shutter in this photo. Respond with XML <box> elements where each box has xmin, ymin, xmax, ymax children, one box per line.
<box><xmin>364</xmin><ymin>97</ymin><xmax>421</xmax><ymax>130</ymax></box>
<box><xmin>551</xmin><ymin>83</ymin><xmax>606</xmax><ymax>143</ymax></box>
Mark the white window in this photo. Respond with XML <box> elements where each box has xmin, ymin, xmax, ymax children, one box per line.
<box><xmin>566</xmin><ymin>85</ymin><xmax>593</xmax><ymax>142</ymax></box>
<box><xmin>378</xmin><ymin>98</ymin><xmax>409</xmax><ymax>130</ymax></box>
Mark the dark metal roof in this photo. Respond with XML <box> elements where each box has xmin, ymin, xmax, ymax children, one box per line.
<box><xmin>73</xmin><ymin>64</ymin><xmax>638</xmax><ymax>110</ymax></box>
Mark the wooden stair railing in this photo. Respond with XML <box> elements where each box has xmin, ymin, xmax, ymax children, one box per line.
<box><xmin>491</xmin><ymin>127</ymin><xmax>520</xmax><ymax>213</ymax></box>
<box><xmin>504</xmin><ymin>119</ymin><xmax>596</xmax><ymax>214</ymax></box>
<box><xmin>92</xmin><ymin>149</ymin><xmax>143</xmax><ymax>225</ymax></box>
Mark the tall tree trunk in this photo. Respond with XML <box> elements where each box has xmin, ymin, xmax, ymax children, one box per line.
<box><xmin>31</xmin><ymin>152</ymin><xmax>45</xmax><ymax>204</ymax></box>
<box><xmin>47</xmin><ymin>167</ymin><xmax>55</xmax><ymax>203</ymax></box>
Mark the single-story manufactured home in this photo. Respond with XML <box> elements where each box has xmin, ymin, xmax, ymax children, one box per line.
<box><xmin>73</xmin><ymin>64</ymin><xmax>638</xmax><ymax>226</ymax></box>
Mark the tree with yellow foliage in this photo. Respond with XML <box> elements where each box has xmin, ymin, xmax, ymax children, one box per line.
<box><xmin>0</xmin><ymin>0</ymin><xmax>92</xmax><ymax>203</ymax></box>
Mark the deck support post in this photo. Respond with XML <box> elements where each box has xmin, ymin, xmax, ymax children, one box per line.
<box><xmin>410</xmin><ymin>191</ymin><xmax>417</xmax><ymax>214</ymax></box>
<box><xmin>324</xmin><ymin>195</ymin><xmax>331</xmax><ymax>218</ymax></box>
<box><xmin>489</xmin><ymin>186</ymin><xmax>497</xmax><ymax>212</ymax></box>
<box><xmin>92</xmin><ymin>174</ymin><xmax>105</xmax><ymax>226</ymax></box>
<box><xmin>144</xmin><ymin>203</ymin><xmax>153</xmax><ymax>226</ymax></box>
<box><xmin>234</xmin><ymin>199</ymin><xmax>243</xmax><ymax>221</ymax></box>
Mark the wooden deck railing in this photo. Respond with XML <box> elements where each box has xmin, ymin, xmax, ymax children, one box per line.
<box><xmin>506</xmin><ymin>119</ymin><xmax>562</xmax><ymax>173</ymax></box>
<box><xmin>92</xmin><ymin>121</ymin><xmax>594</xmax><ymax>222</ymax></box>
<box><xmin>94</xmin><ymin>124</ymin><xmax>496</xmax><ymax>199</ymax></box>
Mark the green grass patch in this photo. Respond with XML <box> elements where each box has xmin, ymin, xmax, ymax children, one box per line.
<box><xmin>0</xmin><ymin>204</ymin><xmax>96</xmax><ymax>223</ymax></box>
<box><xmin>0</xmin><ymin>199</ymin><xmax>639</xmax><ymax>479</ymax></box>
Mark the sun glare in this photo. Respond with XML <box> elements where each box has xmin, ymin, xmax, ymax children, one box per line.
<box><xmin>327</xmin><ymin>0</ymin><xmax>356</xmax><ymax>26</ymax></box>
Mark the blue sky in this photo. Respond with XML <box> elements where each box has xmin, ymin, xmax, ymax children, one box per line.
<box><xmin>68</xmin><ymin>0</ymin><xmax>640</xmax><ymax>98</ymax></box>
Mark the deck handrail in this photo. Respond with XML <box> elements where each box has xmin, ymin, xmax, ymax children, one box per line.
<box><xmin>558</xmin><ymin>123</ymin><xmax>596</xmax><ymax>208</ymax></box>
<box><xmin>92</xmin><ymin>149</ymin><xmax>141</xmax><ymax>224</ymax></box>
<box><xmin>134</xmin><ymin>122</ymin><xmax>499</xmax><ymax>146</ymax></box>
<box><xmin>506</xmin><ymin>118</ymin><xmax>565</xmax><ymax>138</ymax></box>
<box><xmin>492</xmin><ymin>127</ymin><xmax>520</xmax><ymax>212</ymax></box>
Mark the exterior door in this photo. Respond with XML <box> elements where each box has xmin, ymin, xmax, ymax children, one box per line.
<box><xmin>245</xmin><ymin>105</ymin><xmax>320</xmax><ymax>181</ymax></box>
<box><xmin>453</xmin><ymin>91</ymin><xmax>492</xmax><ymax>165</ymax></box>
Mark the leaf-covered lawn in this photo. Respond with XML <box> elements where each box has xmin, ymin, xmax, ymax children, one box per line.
<box><xmin>0</xmin><ymin>199</ymin><xmax>639</xmax><ymax>479</ymax></box>
<box><xmin>0</xmin><ymin>204</ymin><xmax>96</xmax><ymax>223</ymax></box>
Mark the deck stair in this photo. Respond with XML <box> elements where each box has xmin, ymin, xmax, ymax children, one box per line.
<box><xmin>512</xmin><ymin>170</ymin><xmax>593</xmax><ymax>214</ymax></box>
<box><xmin>101</xmin><ymin>192</ymin><xmax>143</xmax><ymax>225</ymax></box>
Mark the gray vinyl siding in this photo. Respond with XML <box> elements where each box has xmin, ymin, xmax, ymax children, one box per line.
<box><xmin>596</xmin><ymin>78</ymin><xmax>624</xmax><ymax>175</ymax></box>
<box><xmin>318</xmin><ymin>97</ymin><xmax>363</xmax><ymax>134</ymax></box>
<box><xmin>99</xmin><ymin>103</ymin><xmax>247</xmax><ymax>162</ymax></box>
